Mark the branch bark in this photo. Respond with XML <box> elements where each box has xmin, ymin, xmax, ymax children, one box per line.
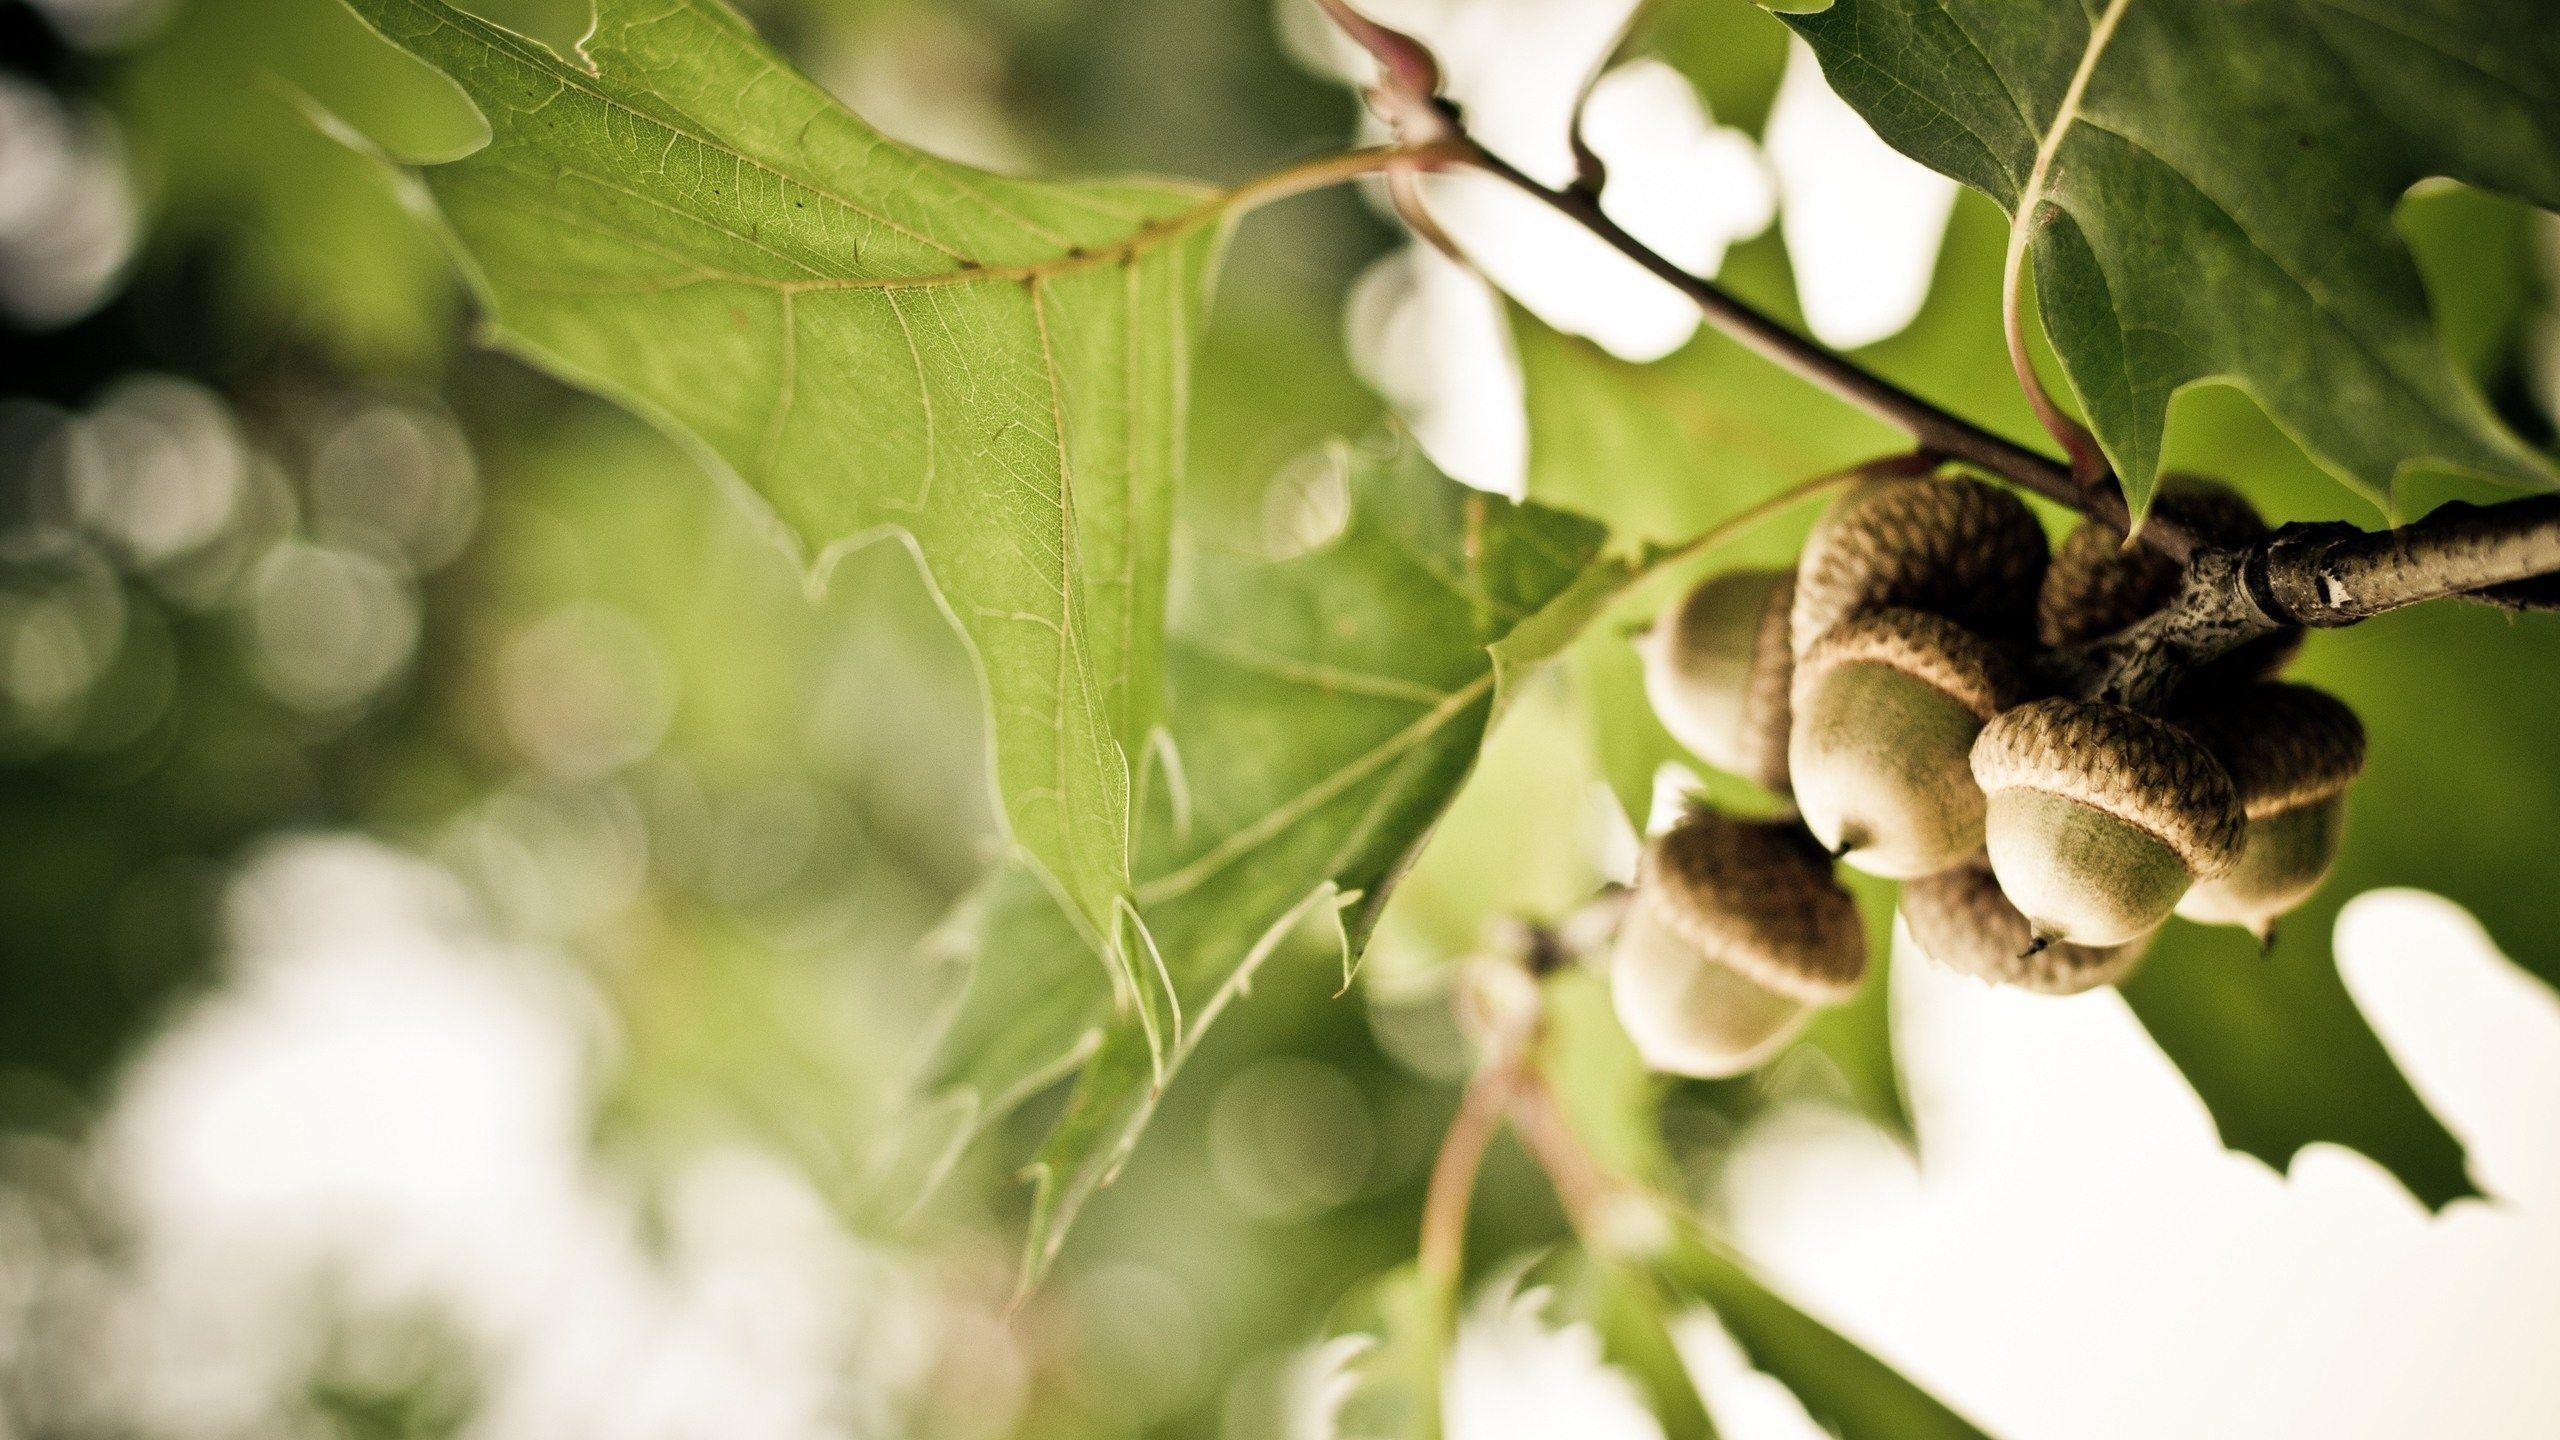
<box><xmin>2075</xmin><ymin>495</ymin><xmax>2560</xmax><ymax>708</ymax></box>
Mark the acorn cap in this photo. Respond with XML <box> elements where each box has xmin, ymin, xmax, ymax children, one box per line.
<box><xmin>1639</xmin><ymin>808</ymin><xmax>1867</xmax><ymax>1004</ymax></box>
<box><xmin>2174</xmin><ymin>682</ymin><xmax>2366</xmax><ymax>820</ymax></box>
<box><xmin>1900</xmin><ymin>865</ymin><xmax>2150</xmax><ymax>995</ymax></box>
<box><xmin>1793</xmin><ymin>475</ymin><xmax>2048</xmax><ymax>655</ymax></box>
<box><xmin>1970</xmin><ymin>698</ymin><xmax>2245</xmax><ymax>877</ymax></box>
<box><xmin>1793</xmin><ymin>607</ymin><xmax>2031</xmax><ymax>722</ymax></box>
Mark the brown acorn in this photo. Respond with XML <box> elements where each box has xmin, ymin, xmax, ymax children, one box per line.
<box><xmin>2039</xmin><ymin>477</ymin><xmax>2302</xmax><ymax>676</ymax></box>
<box><xmin>1610</xmin><ymin>806</ymin><xmax>1867</xmax><ymax>1078</ymax></box>
<box><xmin>2171</xmin><ymin>682</ymin><xmax>2366</xmax><ymax>942</ymax></box>
<box><xmin>1789</xmin><ymin>607</ymin><xmax>2032</xmax><ymax>879</ymax></box>
<box><xmin>1792</xmin><ymin>474</ymin><xmax>2048</xmax><ymax>656</ymax></box>
<box><xmin>1971</xmin><ymin>698</ymin><xmax>2245</xmax><ymax>947</ymax></box>
<box><xmin>1901</xmin><ymin>864</ymin><xmax>2151</xmax><ymax>994</ymax></box>
<box><xmin>1639</xmin><ymin>567</ymin><xmax>1795</xmax><ymax>794</ymax></box>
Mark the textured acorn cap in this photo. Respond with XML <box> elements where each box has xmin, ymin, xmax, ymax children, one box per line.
<box><xmin>1642</xmin><ymin>568</ymin><xmax>1795</xmax><ymax>793</ymax></box>
<box><xmin>2174</xmin><ymin>682</ymin><xmax>2366</xmax><ymax>820</ymax></box>
<box><xmin>1901</xmin><ymin>865</ymin><xmax>2150</xmax><ymax>995</ymax></box>
<box><xmin>1639</xmin><ymin>807</ymin><xmax>1867</xmax><ymax>1004</ymax></box>
<box><xmin>1793</xmin><ymin>475</ymin><xmax>2048</xmax><ymax>656</ymax></box>
<box><xmin>1971</xmin><ymin>698</ymin><xmax>2245</xmax><ymax>878</ymax></box>
<box><xmin>1794</xmin><ymin>607</ymin><xmax>2030</xmax><ymax>722</ymax></box>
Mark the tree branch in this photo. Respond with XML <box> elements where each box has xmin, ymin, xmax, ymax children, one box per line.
<box><xmin>1436</xmin><ymin>130</ymin><xmax>2187</xmax><ymax>556</ymax></box>
<box><xmin>2074</xmin><ymin>495</ymin><xmax>2560</xmax><ymax>708</ymax></box>
<box><xmin>1297</xmin><ymin>1</ymin><xmax>2560</xmax><ymax>661</ymax></box>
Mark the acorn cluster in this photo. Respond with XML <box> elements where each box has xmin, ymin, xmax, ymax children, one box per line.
<box><xmin>1614</xmin><ymin>475</ymin><xmax>2366</xmax><ymax>1078</ymax></box>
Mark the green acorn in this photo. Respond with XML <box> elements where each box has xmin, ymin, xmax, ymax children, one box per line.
<box><xmin>2172</xmin><ymin>682</ymin><xmax>2366</xmax><ymax>943</ymax></box>
<box><xmin>1639</xmin><ymin>567</ymin><xmax>1796</xmax><ymax>794</ymax></box>
<box><xmin>1901</xmin><ymin>864</ymin><xmax>2151</xmax><ymax>994</ymax></box>
<box><xmin>1789</xmin><ymin>607</ymin><xmax>2031</xmax><ymax>879</ymax></box>
<box><xmin>1610</xmin><ymin>806</ymin><xmax>1866</xmax><ymax>1078</ymax></box>
<box><xmin>1971</xmin><ymin>698</ymin><xmax>2245</xmax><ymax>947</ymax></box>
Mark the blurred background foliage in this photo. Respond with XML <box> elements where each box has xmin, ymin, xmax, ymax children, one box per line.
<box><xmin>0</xmin><ymin>0</ymin><xmax>2555</xmax><ymax>1435</ymax></box>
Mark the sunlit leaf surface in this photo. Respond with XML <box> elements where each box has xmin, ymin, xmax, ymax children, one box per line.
<box><xmin>933</xmin><ymin>444</ymin><xmax>1624</xmax><ymax>1282</ymax></box>
<box><xmin>342</xmin><ymin>0</ymin><xmax>1228</xmax><ymax>959</ymax></box>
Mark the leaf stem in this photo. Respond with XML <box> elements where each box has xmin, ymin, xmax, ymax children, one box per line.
<box><xmin>1505</xmin><ymin>1068</ymin><xmax>1623</xmax><ymax>1237</ymax></box>
<box><xmin>2000</xmin><ymin>0</ymin><xmax>2133</xmax><ymax>487</ymax></box>
<box><xmin>1225</xmin><ymin>141</ymin><xmax>1467</xmax><ymax>220</ymax></box>
<box><xmin>1410</xmin><ymin>1057</ymin><xmax>1521</xmax><ymax>1437</ymax></box>
<box><xmin>1641</xmin><ymin>452</ymin><xmax>1935</xmax><ymax>574</ymax></box>
<box><xmin>1418</xmin><ymin>1061</ymin><xmax>1518</xmax><ymax>1295</ymax></box>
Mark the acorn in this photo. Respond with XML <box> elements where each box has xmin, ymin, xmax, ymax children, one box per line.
<box><xmin>2171</xmin><ymin>682</ymin><xmax>2366</xmax><ymax>943</ymax></box>
<box><xmin>2039</xmin><ymin>477</ymin><xmax>2302</xmax><ymax>676</ymax></box>
<box><xmin>1610</xmin><ymin>806</ymin><xmax>1867</xmax><ymax>1078</ymax></box>
<box><xmin>1789</xmin><ymin>607</ymin><xmax>2032</xmax><ymax>879</ymax></box>
<box><xmin>1901</xmin><ymin>864</ymin><xmax>2150</xmax><ymax>994</ymax></box>
<box><xmin>1639</xmin><ymin>567</ymin><xmax>1795</xmax><ymax>794</ymax></box>
<box><xmin>1971</xmin><ymin>698</ymin><xmax>2244</xmax><ymax>947</ymax></box>
<box><xmin>1792</xmin><ymin>474</ymin><xmax>2048</xmax><ymax>656</ymax></box>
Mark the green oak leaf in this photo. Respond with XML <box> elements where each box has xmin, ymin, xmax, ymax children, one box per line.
<box><xmin>927</xmin><ymin>443</ymin><xmax>1629</xmax><ymax>1284</ymax></box>
<box><xmin>1785</xmin><ymin>0</ymin><xmax>2560</xmax><ymax>512</ymax></box>
<box><xmin>338</xmin><ymin>0</ymin><xmax>1230</xmax><ymax>985</ymax></box>
<box><xmin>2120</xmin><ymin>925</ymin><xmax>2474</xmax><ymax>1209</ymax></box>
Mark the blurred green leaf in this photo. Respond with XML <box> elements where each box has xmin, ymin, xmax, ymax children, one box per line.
<box><xmin>1799</xmin><ymin>873</ymin><xmax>1911</xmax><ymax>1136</ymax></box>
<box><xmin>1577</xmin><ymin>1259</ymin><xmax>1723</xmax><ymax>1440</ymax></box>
<box><xmin>114</xmin><ymin>0</ymin><xmax>487</xmax><ymax>366</ymax></box>
<box><xmin>930</xmin><ymin>443</ymin><xmax>1626</xmax><ymax>1283</ymax></box>
<box><xmin>341</xmin><ymin>0</ymin><xmax>1228</xmax><ymax>971</ymax></box>
<box><xmin>1326</xmin><ymin>1265</ymin><xmax>1437</xmax><ymax>1440</ymax></box>
<box><xmin>1782</xmin><ymin>0</ymin><xmax>2559</xmax><ymax>511</ymax></box>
